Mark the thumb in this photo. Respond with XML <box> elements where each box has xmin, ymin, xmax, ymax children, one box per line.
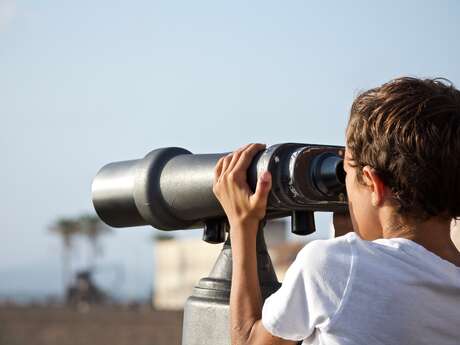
<box><xmin>253</xmin><ymin>171</ymin><xmax>272</xmax><ymax>206</ymax></box>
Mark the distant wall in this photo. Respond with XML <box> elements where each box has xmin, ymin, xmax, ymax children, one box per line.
<box><xmin>0</xmin><ymin>307</ymin><xmax>183</xmax><ymax>345</ymax></box>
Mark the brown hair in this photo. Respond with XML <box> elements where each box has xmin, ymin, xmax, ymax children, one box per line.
<box><xmin>346</xmin><ymin>77</ymin><xmax>460</xmax><ymax>221</ymax></box>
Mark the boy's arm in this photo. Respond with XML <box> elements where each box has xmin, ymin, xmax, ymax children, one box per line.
<box><xmin>230</xmin><ymin>220</ymin><xmax>296</xmax><ymax>345</ymax></box>
<box><xmin>333</xmin><ymin>212</ymin><xmax>354</xmax><ymax>237</ymax></box>
<box><xmin>213</xmin><ymin>143</ymin><xmax>297</xmax><ymax>345</ymax></box>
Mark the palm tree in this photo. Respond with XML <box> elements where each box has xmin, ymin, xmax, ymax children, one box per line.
<box><xmin>49</xmin><ymin>218</ymin><xmax>80</xmax><ymax>292</ymax></box>
<box><xmin>78</xmin><ymin>215</ymin><xmax>110</xmax><ymax>271</ymax></box>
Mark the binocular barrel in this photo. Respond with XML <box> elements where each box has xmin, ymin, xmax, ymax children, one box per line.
<box><xmin>92</xmin><ymin>143</ymin><xmax>347</xmax><ymax>241</ymax></box>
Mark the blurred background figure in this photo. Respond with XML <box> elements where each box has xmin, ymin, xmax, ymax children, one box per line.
<box><xmin>49</xmin><ymin>215</ymin><xmax>111</xmax><ymax>299</ymax></box>
<box><xmin>66</xmin><ymin>270</ymin><xmax>108</xmax><ymax>311</ymax></box>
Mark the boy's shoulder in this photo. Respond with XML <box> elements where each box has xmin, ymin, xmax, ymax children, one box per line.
<box><xmin>289</xmin><ymin>233</ymin><xmax>358</xmax><ymax>292</ymax></box>
<box><xmin>296</xmin><ymin>232</ymin><xmax>357</xmax><ymax>271</ymax></box>
<box><xmin>297</xmin><ymin>232</ymin><xmax>460</xmax><ymax>283</ymax></box>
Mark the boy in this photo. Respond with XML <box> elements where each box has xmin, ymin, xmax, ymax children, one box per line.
<box><xmin>213</xmin><ymin>77</ymin><xmax>460</xmax><ymax>345</ymax></box>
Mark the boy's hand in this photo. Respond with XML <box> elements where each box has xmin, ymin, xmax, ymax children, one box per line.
<box><xmin>333</xmin><ymin>212</ymin><xmax>354</xmax><ymax>237</ymax></box>
<box><xmin>213</xmin><ymin>143</ymin><xmax>272</xmax><ymax>231</ymax></box>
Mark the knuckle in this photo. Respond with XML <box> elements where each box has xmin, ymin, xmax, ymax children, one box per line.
<box><xmin>233</xmin><ymin>150</ymin><xmax>242</xmax><ymax>159</ymax></box>
<box><xmin>221</xmin><ymin>171</ymin><xmax>230</xmax><ymax>181</ymax></box>
<box><xmin>228</xmin><ymin>172</ymin><xmax>237</xmax><ymax>182</ymax></box>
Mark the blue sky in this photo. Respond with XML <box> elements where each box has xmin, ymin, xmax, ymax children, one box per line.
<box><xmin>1</xmin><ymin>0</ymin><xmax>460</xmax><ymax>300</ymax></box>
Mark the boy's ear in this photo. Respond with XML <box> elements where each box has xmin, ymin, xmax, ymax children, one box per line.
<box><xmin>362</xmin><ymin>166</ymin><xmax>386</xmax><ymax>207</ymax></box>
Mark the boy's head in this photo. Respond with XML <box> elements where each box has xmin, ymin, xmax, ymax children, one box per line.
<box><xmin>344</xmin><ymin>77</ymin><xmax>460</xmax><ymax>239</ymax></box>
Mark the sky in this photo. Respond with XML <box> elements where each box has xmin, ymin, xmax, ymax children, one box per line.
<box><xmin>1</xmin><ymin>0</ymin><xmax>460</xmax><ymax>300</ymax></box>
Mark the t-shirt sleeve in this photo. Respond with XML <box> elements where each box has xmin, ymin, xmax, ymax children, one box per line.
<box><xmin>261</xmin><ymin>235</ymin><xmax>353</xmax><ymax>341</ymax></box>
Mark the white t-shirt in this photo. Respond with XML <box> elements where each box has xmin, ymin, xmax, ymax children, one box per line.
<box><xmin>262</xmin><ymin>232</ymin><xmax>460</xmax><ymax>345</ymax></box>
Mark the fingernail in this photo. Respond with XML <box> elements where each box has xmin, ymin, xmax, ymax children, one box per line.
<box><xmin>260</xmin><ymin>171</ymin><xmax>271</xmax><ymax>182</ymax></box>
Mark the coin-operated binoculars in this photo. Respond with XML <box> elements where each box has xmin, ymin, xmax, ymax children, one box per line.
<box><xmin>92</xmin><ymin>143</ymin><xmax>347</xmax><ymax>345</ymax></box>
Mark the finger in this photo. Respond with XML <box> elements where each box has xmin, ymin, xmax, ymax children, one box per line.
<box><xmin>233</xmin><ymin>143</ymin><xmax>266</xmax><ymax>173</ymax></box>
<box><xmin>236</xmin><ymin>143</ymin><xmax>252</xmax><ymax>152</ymax></box>
<box><xmin>252</xmin><ymin>170</ymin><xmax>272</xmax><ymax>207</ymax></box>
<box><xmin>221</xmin><ymin>153</ymin><xmax>234</xmax><ymax>175</ymax></box>
<box><xmin>213</xmin><ymin>157</ymin><xmax>225</xmax><ymax>185</ymax></box>
<box><xmin>226</xmin><ymin>151</ymin><xmax>242</xmax><ymax>174</ymax></box>
<box><xmin>227</xmin><ymin>144</ymin><xmax>251</xmax><ymax>173</ymax></box>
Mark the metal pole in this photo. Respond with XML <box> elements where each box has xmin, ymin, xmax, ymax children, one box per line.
<box><xmin>182</xmin><ymin>224</ymin><xmax>280</xmax><ymax>345</ymax></box>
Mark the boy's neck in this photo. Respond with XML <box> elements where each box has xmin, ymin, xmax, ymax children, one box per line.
<box><xmin>381</xmin><ymin>213</ymin><xmax>460</xmax><ymax>267</ymax></box>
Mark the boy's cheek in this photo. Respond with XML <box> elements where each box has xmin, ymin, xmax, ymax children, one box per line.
<box><xmin>348</xmin><ymin>193</ymin><xmax>381</xmax><ymax>240</ymax></box>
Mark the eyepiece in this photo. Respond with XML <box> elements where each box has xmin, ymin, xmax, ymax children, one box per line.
<box><xmin>336</xmin><ymin>160</ymin><xmax>346</xmax><ymax>184</ymax></box>
<box><xmin>311</xmin><ymin>153</ymin><xmax>346</xmax><ymax>196</ymax></box>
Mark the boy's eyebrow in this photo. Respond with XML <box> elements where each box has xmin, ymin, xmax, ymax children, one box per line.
<box><xmin>344</xmin><ymin>155</ymin><xmax>358</xmax><ymax>169</ymax></box>
<box><xmin>344</xmin><ymin>153</ymin><xmax>353</xmax><ymax>162</ymax></box>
